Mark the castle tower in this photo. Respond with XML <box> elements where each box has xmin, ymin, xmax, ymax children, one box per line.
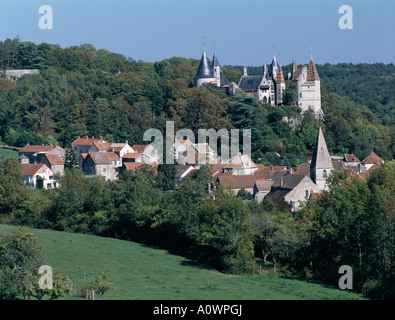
<box><xmin>194</xmin><ymin>45</ymin><xmax>215</xmax><ymax>88</ymax></box>
<box><xmin>212</xmin><ymin>50</ymin><xmax>221</xmax><ymax>87</ymax></box>
<box><xmin>310</xmin><ymin>127</ymin><xmax>333</xmax><ymax>191</ymax></box>
<box><xmin>291</xmin><ymin>58</ymin><xmax>298</xmax><ymax>80</ymax></box>
<box><xmin>297</xmin><ymin>56</ymin><xmax>321</xmax><ymax>116</ymax></box>
<box><xmin>275</xmin><ymin>65</ymin><xmax>286</xmax><ymax>105</ymax></box>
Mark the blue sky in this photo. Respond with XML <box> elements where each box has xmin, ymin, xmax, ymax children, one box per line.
<box><xmin>0</xmin><ymin>0</ymin><xmax>394</xmax><ymax>66</ymax></box>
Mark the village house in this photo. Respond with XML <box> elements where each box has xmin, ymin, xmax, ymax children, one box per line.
<box><xmin>214</xmin><ymin>175</ymin><xmax>256</xmax><ymax>195</ymax></box>
<box><xmin>266</xmin><ymin>173</ymin><xmax>320</xmax><ymax>212</ymax></box>
<box><xmin>253</xmin><ymin>180</ymin><xmax>272</xmax><ymax>203</ymax></box>
<box><xmin>126</xmin><ymin>144</ymin><xmax>160</xmax><ymax>163</ymax></box>
<box><xmin>71</xmin><ymin>136</ymin><xmax>106</xmax><ymax>163</ymax></box>
<box><xmin>22</xmin><ymin>163</ymin><xmax>57</xmax><ymax>189</ymax></box>
<box><xmin>174</xmin><ymin>164</ymin><xmax>196</xmax><ymax>186</ymax></box>
<box><xmin>81</xmin><ymin>152</ymin><xmax>118</xmax><ymax>180</ymax></box>
<box><xmin>39</xmin><ymin>153</ymin><xmax>65</xmax><ymax>176</ymax></box>
<box><xmin>18</xmin><ymin>143</ymin><xmax>65</xmax><ymax>164</ymax></box>
<box><xmin>223</xmin><ymin>153</ymin><xmax>258</xmax><ymax>175</ymax></box>
<box><xmin>107</xmin><ymin>142</ymin><xmax>134</xmax><ymax>159</ymax></box>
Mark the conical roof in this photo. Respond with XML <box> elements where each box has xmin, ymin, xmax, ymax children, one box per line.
<box><xmin>195</xmin><ymin>48</ymin><xmax>214</xmax><ymax>80</ymax></box>
<box><xmin>276</xmin><ymin>65</ymin><xmax>285</xmax><ymax>84</ymax></box>
<box><xmin>310</xmin><ymin>127</ymin><xmax>333</xmax><ymax>169</ymax></box>
<box><xmin>292</xmin><ymin>58</ymin><xmax>298</xmax><ymax>73</ymax></box>
<box><xmin>212</xmin><ymin>50</ymin><xmax>220</xmax><ymax>67</ymax></box>
<box><xmin>307</xmin><ymin>59</ymin><xmax>320</xmax><ymax>80</ymax></box>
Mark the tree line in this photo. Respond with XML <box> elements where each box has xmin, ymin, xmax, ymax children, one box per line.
<box><xmin>0</xmin><ymin>158</ymin><xmax>394</xmax><ymax>299</ymax></box>
<box><xmin>0</xmin><ymin>38</ymin><xmax>393</xmax><ymax>166</ymax></box>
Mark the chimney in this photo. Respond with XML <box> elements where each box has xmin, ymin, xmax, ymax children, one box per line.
<box><xmin>243</xmin><ymin>67</ymin><xmax>248</xmax><ymax>76</ymax></box>
<box><xmin>280</xmin><ymin>176</ymin><xmax>283</xmax><ymax>187</ymax></box>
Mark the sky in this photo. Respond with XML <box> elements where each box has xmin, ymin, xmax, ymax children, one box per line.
<box><xmin>0</xmin><ymin>0</ymin><xmax>394</xmax><ymax>66</ymax></box>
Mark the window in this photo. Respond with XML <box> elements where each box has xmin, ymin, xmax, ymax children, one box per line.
<box><xmin>305</xmin><ymin>190</ymin><xmax>309</xmax><ymax>197</ymax></box>
<box><xmin>323</xmin><ymin>170</ymin><xmax>327</xmax><ymax>178</ymax></box>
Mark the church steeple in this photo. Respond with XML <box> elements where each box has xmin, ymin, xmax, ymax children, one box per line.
<box><xmin>310</xmin><ymin>127</ymin><xmax>333</xmax><ymax>190</ymax></box>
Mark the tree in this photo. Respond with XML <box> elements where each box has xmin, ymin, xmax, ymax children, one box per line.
<box><xmin>87</xmin><ymin>273</ymin><xmax>115</xmax><ymax>300</ymax></box>
<box><xmin>0</xmin><ymin>159</ymin><xmax>27</xmax><ymax>215</ymax></box>
<box><xmin>0</xmin><ymin>231</ymin><xmax>42</xmax><ymax>300</ymax></box>
<box><xmin>63</xmin><ymin>146</ymin><xmax>79</xmax><ymax>171</ymax></box>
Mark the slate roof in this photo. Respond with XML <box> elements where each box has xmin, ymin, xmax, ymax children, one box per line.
<box><xmin>271</xmin><ymin>173</ymin><xmax>305</xmax><ymax>190</ymax></box>
<box><xmin>220</xmin><ymin>70</ymin><xmax>229</xmax><ymax>86</ymax></box>
<box><xmin>238</xmin><ymin>75</ymin><xmax>263</xmax><ymax>92</ymax></box>
<box><xmin>195</xmin><ymin>49</ymin><xmax>214</xmax><ymax>80</ymax></box>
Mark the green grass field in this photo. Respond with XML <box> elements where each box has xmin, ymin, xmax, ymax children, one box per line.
<box><xmin>0</xmin><ymin>147</ymin><xmax>18</xmax><ymax>161</ymax></box>
<box><xmin>0</xmin><ymin>224</ymin><xmax>367</xmax><ymax>300</ymax></box>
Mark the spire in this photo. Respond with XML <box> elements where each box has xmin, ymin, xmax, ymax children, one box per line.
<box><xmin>212</xmin><ymin>48</ymin><xmax>220</xmax><ymax>67</ymax></box>
<box><xmin>195</xmin><ymin>42</ymin><xmax>214</xmax><ymax>80</ymax></box>
<box><xmin>310</xmin><ymin>127</ymin><xmax>332</xmax><ymax>169</ymax></box>
<box><xmin>306</xmin><ymin>59</ymin><xmax>320</xmax><ymax>80</ymax></box>
<box><xmin>276</xmin><ymin>65</ymin><xmax>285</xmax><ymax>84</ymax></box>
<box><xmin>292</xmin><ymin>58</ymin><xmax>298</xmax><ymax>73</ymax></box>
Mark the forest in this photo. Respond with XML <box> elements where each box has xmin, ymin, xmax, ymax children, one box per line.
<box><xmin>0</xmin><ymin>38</ymin><xmax>394</xmax><ymax>299</ymax></box>
<box><xmin>0</xmin><ymin>37</ymin><xmax>394</xmax><ymax>166</ymax></box>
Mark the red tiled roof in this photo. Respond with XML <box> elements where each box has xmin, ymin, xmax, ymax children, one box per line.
<box><xmin>105</xmin><ymin>152</ymin><xmax>120</xmax><ymax>161</ymax></box>
<box><xmin>92</xmin><ymin>141</ymin><xmax>111</xmax><ymax>151</ymax></box>
<box><xmin>22</xmin><ymin>163</ymin><xmax>51</xmax><ymax>176</ymax></box>
<box><xmin>131</xmin><ymin>145</ymin><xmax>149</xmax><ymax>153</ymax></box>
<box><xmin>72</xmin><ymin>136</ymin><xmax>104</xmax><ymax>146</ymax></box>
<box><xmin>19</xmin><ymin>144</ymin><xmax>55</xmax><ymax>153</ymax></box>
<box><xmin>293</xmin><ymin>167</ymin><xmax>310</xmax><ymax>177</ymax></box>
<box><xmin>362</xmin><ymin>152</ymin><xmax>383</xmax><ymax>164</ymax></box>
<box><xmin>89</xmin><ymin>152</ymin><xmax>112</xmax><ymax>165</ymax></box>
<box><xmin>122</xmin><ymin>152</ymin><xmax>143</xmax><ymax>159</ymax></box>
<box><xmin>124</xmin><ymin>162</ymin><xmax>158</xmax><ymax>173</ymax></box>
<box><xmin>42</xmin><ymin>153</ymin><xmax>64</xmax><ymax>165</ymax></box>
<box><xmin>217</xmin><ymin>175</ymin><xmax>256</xmax><ymax>190</ymax></box>
<box><xmin>344</xmin><ymin>154</ymin><xmax>360</xmax><ymax>163</ymax></box>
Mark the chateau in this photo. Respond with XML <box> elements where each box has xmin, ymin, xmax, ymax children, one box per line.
<box><xmin>194</xmin><ymin>46</ymin><xmax>322</xmax><ymax>116</ymax></box>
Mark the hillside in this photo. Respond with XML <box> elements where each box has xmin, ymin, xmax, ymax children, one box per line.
<box><xmin>0</xmin><ymin>224</ymin><xmax>366</xmax><ymax>300</ymax></box>
<box><xmin>0</xmin><ymin>38</ymin><xmax>393</xmax><ymax>165</ymax></box>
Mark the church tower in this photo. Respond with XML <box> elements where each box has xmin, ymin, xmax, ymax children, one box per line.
<box><xmin>310</xmin><ymin>127</ymin><xmax>333</xmax><ymax>191</ymax></box>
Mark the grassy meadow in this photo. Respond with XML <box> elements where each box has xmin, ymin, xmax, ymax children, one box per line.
<box><xmin>0</xmin><ymin>148</ymin><xmax>18</xmax><ymax>161</ymax></box>
<box><xmin>0</xmin><ymin>224</ymin><xmax>367</xmax><ymax>300</ymax></box>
